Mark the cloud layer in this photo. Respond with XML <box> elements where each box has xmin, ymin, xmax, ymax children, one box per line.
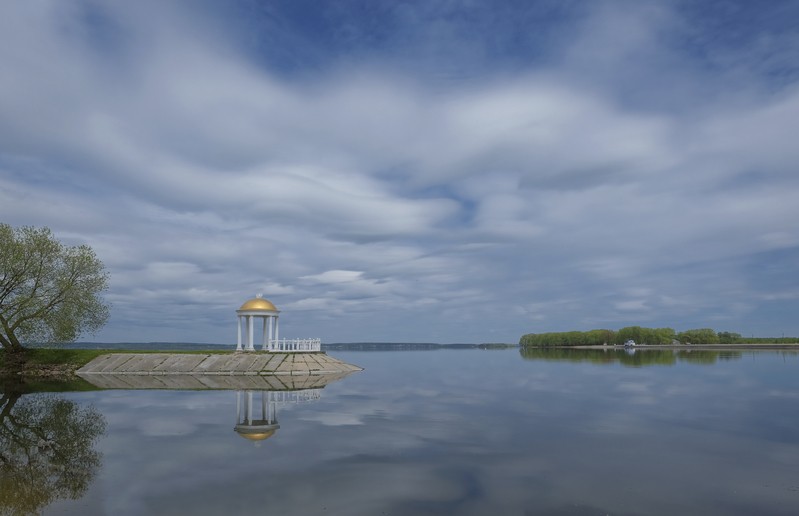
<box><xmin>1</xmin><ymin>0</ymin><xmax>798</xmax><ymax>342</ymax></box>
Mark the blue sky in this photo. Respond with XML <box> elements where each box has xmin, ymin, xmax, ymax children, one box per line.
<box><xmin>1</xmin><ymin>0</ymin><xmax>798</xmax><ymax>343</ymax></box>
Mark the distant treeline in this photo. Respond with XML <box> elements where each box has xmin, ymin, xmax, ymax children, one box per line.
<box><xmin>519</xmin><ymin>347</ymin><xmax>749</xmax><ymax>366</ymax></box>
<box><xmin>519</xmin><ymin>327</ymin><xmax>798</xmax><ymax>347</ymax></box>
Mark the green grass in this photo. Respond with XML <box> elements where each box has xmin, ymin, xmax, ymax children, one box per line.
<box><xmin>0</xmin><ymin>347</ymin><xmax>235</xmax><ymax>372</ymax></box>
<box><xmin>2</xmin><ymin>348</ymin><xmax>108</xmax><ymax>367</ymax></box>
<box><xmin>0</xmin><ymin>375</ymin><xmax>101</xmax><ymax>393</ymax></box>
<box><xmin>0</xmin><ymin>348</ymin><xmax>242</xmax><ymax>393</ymax></box>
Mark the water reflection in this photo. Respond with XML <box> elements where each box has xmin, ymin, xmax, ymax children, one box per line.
<box><xmin>0</xmin><ymin>386</ymin><xmax>106</xmax><ymax>514</ymax></box>
<box><xmin>78</xmin><ymin>371</ymin><xmax>356</xmax><ymax>390</ymax></box>
<box><xmin>518</xmin><ymin>347</ymin><xmax>754</xmax><ymax>366</ymax></box>
<box><xmin>7</xmin><ymin>350</ymin><xmax>796</xmax><ymax>515</ymax></box>
<box><xmin>234</xmin><ymin>389</ymin><xmax>321</xmax><ymax>443</ymax></box>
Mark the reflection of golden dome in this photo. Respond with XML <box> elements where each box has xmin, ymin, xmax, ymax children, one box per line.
<box><xmin>237</xmin><ymin>429</ymin><xmax>276</xmax><ymax>441</ymax></box>
<box><xmin>238</xmin><ymin>298</ymin><xmax>278</xmax><ymax>311</ymax></box>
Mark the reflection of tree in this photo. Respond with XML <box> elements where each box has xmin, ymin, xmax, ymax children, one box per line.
<box><xmin>519</xmin><ymin>347</ymin><xmax>743</xmax><ymax>366</ymax></box>
<box><xmin>0</xmin><ymin>391</ymin><xmax>106</xmax><ymax>515</ymax></box>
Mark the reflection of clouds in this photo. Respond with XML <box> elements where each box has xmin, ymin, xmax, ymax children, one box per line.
<box><xmin>94</xmin><ymin>391</ymin><xmax>229</xmax><ymax>440</ymax></box>
<box><xmin>52</xmin><ymin>391</ymin><xmax>236</xmax><ymax>516</ymax></box>
<box><xmin>615</xmin><ymin>380</ymin><xmax>658</xmax><ymax>405</ymax></box>
<box><xmin>134</xmin><ymin>459</ymin><xmax>481</xmax><ymax>515</ymax></box>
<box><xmin>767</xmin><ymin>446</ymin><xmax>799</xmax><ymax>466</ymax></box>
<box><xmin>616</xmin><ymin>380</ymin><xmax>650</xmax><ymax>394</ymax></box>
<box><xmin>138</xmin><ymin>418</ymin><xmax>198</xmax><ymax>437</ymax></box>
<box><xmin>297</xmin><ymin>411</ymin><xmax>365</xmax><ymax>426</ymax></box>
<box><xmin>767</xmin><ymin>389</ymin><xmax>799</xmax><ymax>399</ymax></box>
<box><xmin>589</xmin><ymin>412</ymin><xmax>648</xmax><ymax>436</ymax></box>
<box><xmin>42</xmin><ymin>350</ymin><xmax>799</xmax><ymax>516</ymax></box>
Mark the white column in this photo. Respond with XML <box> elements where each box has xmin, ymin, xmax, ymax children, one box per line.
<box><xmin>261</xmin><ymin>391</ymin><xmax>266</xmax><ymax>420</ymax></box>
<box><xmin>247</xmin><ymin>391</ymin><xmax>253</xmax><ymax>424</ymax></box>
<box><xmin>236</xmin><ymin>316</ymin><xmax>242</xmax><ymax>351</ymax></box>
<box><xmin>247</xmin><ymin>315</ymin><xmax>254</xmax><ymax>351</ymax></box>
<box><xmin>268</xmin><ymin>316</ymin><xmax>274</xmax><ymax>351</ymax></box>
<box><xmin>274</xmin><ymin>318</ymin><xmax>279</xmax><ymax>347</ymax></box>
<box><xmin>236</xmin><ymin>391</ymin><xmax>241</xmax><ymax>423</ymax></box>
<box><xmin>262</xmin><ymin>317</ymin><xmax>268</xmax><ymax>351</ymax></box>
<box><xmin>267</xmin><ymin>393</ymin><xmax>273</xmax><ymax>423</ymax></box>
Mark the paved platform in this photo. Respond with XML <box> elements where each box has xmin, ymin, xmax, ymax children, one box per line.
<box><xmin>78</xmin><ymin>370</ymin><xmax>356</xmax><ymax>390</ymax></box>
<box><xmin>76</xmin><ymin>352</ymin><xmax>362</xmax><ymax>382</ymax></box>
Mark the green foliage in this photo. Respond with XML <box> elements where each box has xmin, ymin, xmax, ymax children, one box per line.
<box><xmin>519</xmin><ymin>329</ymin><xmax>615</xmax><ymax>347</ymax></box>
<box><xmin>713</xmin><ymin>332</ymin><xmax>799</xmax><ymax>344</ymax></box>
<box><xmin>518</xmin><ymin>347</ymin><xmax>743</xmax><ymax>366</ymax></box>
<box><xmin>521</xmin><ymin>326</ymin><xmax>798</xmax><ymax>347</ymax></box>
<box><xmin>0</xmin><ymin>348</ymin><xmax>237</xmax><ymax>376</ymax></box>
<box><xmin>718</xmin><ymin>331</ymin><xmax>742</xmax><ymax>344</ymax></box>
<box><xmin>519</xmin><ymin>327</ymin><xmax>677</xmax><ymax>347</ymax></box>
<box><xmin>653</xmin><ymin>327</ymin><xmax>677</xmax><ymax>344</ymax></box>
<box><xmin>0</xmin><ymin>348</ymin><xmax>109</xmax><ymax>372</ymax></box>
<box><xmin>615</xmin><ymin>326</ymin><xmax>676</xmax><ymax>345</ymax></box>
<box><xmin>0</xmin><ymin>224</ymin><xmax>109</xmax><ymax>353</ymax></box>
<box><xmin>677</xmin><ymin>328</ymin><xmax>720</xmax><ymax>344</ymax></box>
<box><xmin>735</xmin><ymin>337</ymin><xmax>799</xmax><ymax>344</ymax></box>
<box><xmin>0</xmin><ymin>392</ymin><xmax>106</xmax><ymax>514</ymax></box>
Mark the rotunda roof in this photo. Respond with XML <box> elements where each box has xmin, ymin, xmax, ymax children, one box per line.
<box><xmin>236</xmin><ymin>429</ymin><xmax>276</xmax><ymax>441</ymax></box>
<box><xmin>238</xmin><ymin>297</ymin><xmax>278</xmax><ymax>311</ymax></box>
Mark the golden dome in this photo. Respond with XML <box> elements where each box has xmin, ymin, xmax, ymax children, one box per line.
<box><xmin>238</xmin><ymin>297</ymin><xmax>278</xmax><ymax>311</ymax></box>
<box><xmin>237</xmin><ymin>430</ymin><xmax>276</xmax><ymax>441</ymax></box>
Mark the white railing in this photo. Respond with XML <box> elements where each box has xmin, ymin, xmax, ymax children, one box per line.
<box><xmin>268</xmin><ymin>389</ymin><xmax>321</xmax><ymax>403</ymax></box>
<box><xmin>268</xmin><ymin>338</ymin><xmax>321</xmax><ymax>352</ymax></box>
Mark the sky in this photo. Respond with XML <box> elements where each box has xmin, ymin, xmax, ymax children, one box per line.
<box><xmin>1</xmin><ymin>0</ymin><xmax>798</xmax><ymax>344</ymax></box>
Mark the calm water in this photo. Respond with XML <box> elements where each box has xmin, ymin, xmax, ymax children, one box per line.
<box><xmin>3</xmin><ymin>349</ymin><xmax>799</xmax><ymax>515</ymax></box>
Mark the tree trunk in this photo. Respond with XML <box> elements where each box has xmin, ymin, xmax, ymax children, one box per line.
<box><xmin>0</xmin><ymin>328</ymin><xmax>25</xmax><ymax>354</ymax></box>
<box><xmin>2</xmin><ymin>341</ymin><xmax>25</xmax><ymax>354</ymax></box>
<box><xmin>0</xmin><ymin>331</ymin><xmax>27</xmax><ymax>376</ymax></box>
<box><xmin>0</xmin><ymin>392</ymin><xmax>21</xmax><ymax>421</ymax></box>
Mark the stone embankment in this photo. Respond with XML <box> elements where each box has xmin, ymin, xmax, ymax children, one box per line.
<box><xmin>76</xmin><ymin>352</ymin><xmax>362</xmax><ymax>390</ymax></box>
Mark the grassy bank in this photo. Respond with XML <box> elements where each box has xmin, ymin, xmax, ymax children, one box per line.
<box><xmin>0</xmin><ymin>348</ymin><xmax>233</xmax><ymax>377</ymax></box>
<box><xmin>0</xmin><ymin>348</ymin><xmax>109</xmax><ymax>375</ymax></box>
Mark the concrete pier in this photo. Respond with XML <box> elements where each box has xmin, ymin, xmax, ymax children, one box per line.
<box><xmin>76</xmin><ymin>352</ymin><xmax>362</xmax><ymax>390</ymax></box>
<box><xmin>77</xmin><ymin>370</ymin><xmax>356</xmax><ymax>390</ymax></box>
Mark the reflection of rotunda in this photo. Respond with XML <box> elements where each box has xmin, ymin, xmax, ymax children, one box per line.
<box><xmin>234</xmin><ymin>389</ymin><xmax>322</xmax><ymax>443</ymax></box>
<box><xmin>234</xmin><ymin>391</ymin><xmax>279</xmax><ymax>442</ymax></box>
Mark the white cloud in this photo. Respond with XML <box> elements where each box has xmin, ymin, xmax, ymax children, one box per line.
<box><xmin>1</xmin><ymin>0</ymin><xmax>798</xmax><ymax>342</ymax></box>
<box><xmin>301</xmin><ymin>270</ymin><xmax>364</xmax><ymax>284</ymax></box>
<box><xmin>615</xmin><ymin>300</ymin><xmax>648</xmax><ymax>312</ymax></box>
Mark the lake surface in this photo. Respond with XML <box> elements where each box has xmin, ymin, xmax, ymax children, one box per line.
<box><xmin>3</xmin><ymin>348</ymin><xmax>799</xmax><ymax>515</ymax></box>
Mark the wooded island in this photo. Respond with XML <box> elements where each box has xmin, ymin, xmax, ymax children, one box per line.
<box><xmin>519</xmin><ymin>327</ymin><xmax>797</xmax><ymax>347</ymax></box>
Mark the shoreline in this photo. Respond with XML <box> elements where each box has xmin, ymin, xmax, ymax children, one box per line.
<box><xmin>0</xmin><ymin>349</ymin><xmax>362</xmax><ymax>380</ymax></box>
<box><xmin>560</xmin><ymin>344</ymin><xmax>799</xmax><ymax>351</ymax></box>
<box><xmin>76</xmin><ymin>352</ymin><xmax>362</xmax><ymax>376</ymax></box>
<box><xmin>3</xmin><ymin>344</ymin><xmax>797</xmax><ymax>379</ymax></box>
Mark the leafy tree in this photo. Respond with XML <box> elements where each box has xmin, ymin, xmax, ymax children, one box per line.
<box><xmin>0</xmin><ymin>224</ymin><xmax>109</xmax><ymax>354</ymax></box>
<box><xmin>677</xmin><ymin>328</ymin><xmax>720</xmax><ymax>344</ymax></box>
<box><xmin>651</xmin><ymin>327</ymin><xmax>677</xmax><ymax>344</ymax></box>
<box><xmin>519</xmin><ymin>329</ymin><xmax>616</xmax><ymax>347</ymax></box>
<box><xmin>718</xmin><ymin>331</ymin><xmax>742</xmax><ymax>344</ymax></box>
<box><xmin>615</xmin><ymin>326</ymin><xmax>646</xmax><ymax>345</ymax></box>
<box><xmin>0</xmin><ymin>390</ymin><xmax>106</xmax><ymax>514</ymax></box>
<box><xmin>584</xmin><ymin>329</ymin><xmax>614</xmax><ymax>346</ymax></box>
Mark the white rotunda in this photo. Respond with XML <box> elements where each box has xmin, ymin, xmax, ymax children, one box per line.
<box><xmin>236</xmin><ymin>294</ymin><xmax>280</xmax><ymax>351</ymax></box>
<box><xmin>236</xmin><ymin>294</ymin><xmax>321</xmax><ymax>352</ymax></box>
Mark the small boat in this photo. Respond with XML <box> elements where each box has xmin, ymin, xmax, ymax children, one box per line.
<box><xmin>624</xmin><ymin>339</ymin><xmax>636</xmax><ymax>348</ymax></box>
